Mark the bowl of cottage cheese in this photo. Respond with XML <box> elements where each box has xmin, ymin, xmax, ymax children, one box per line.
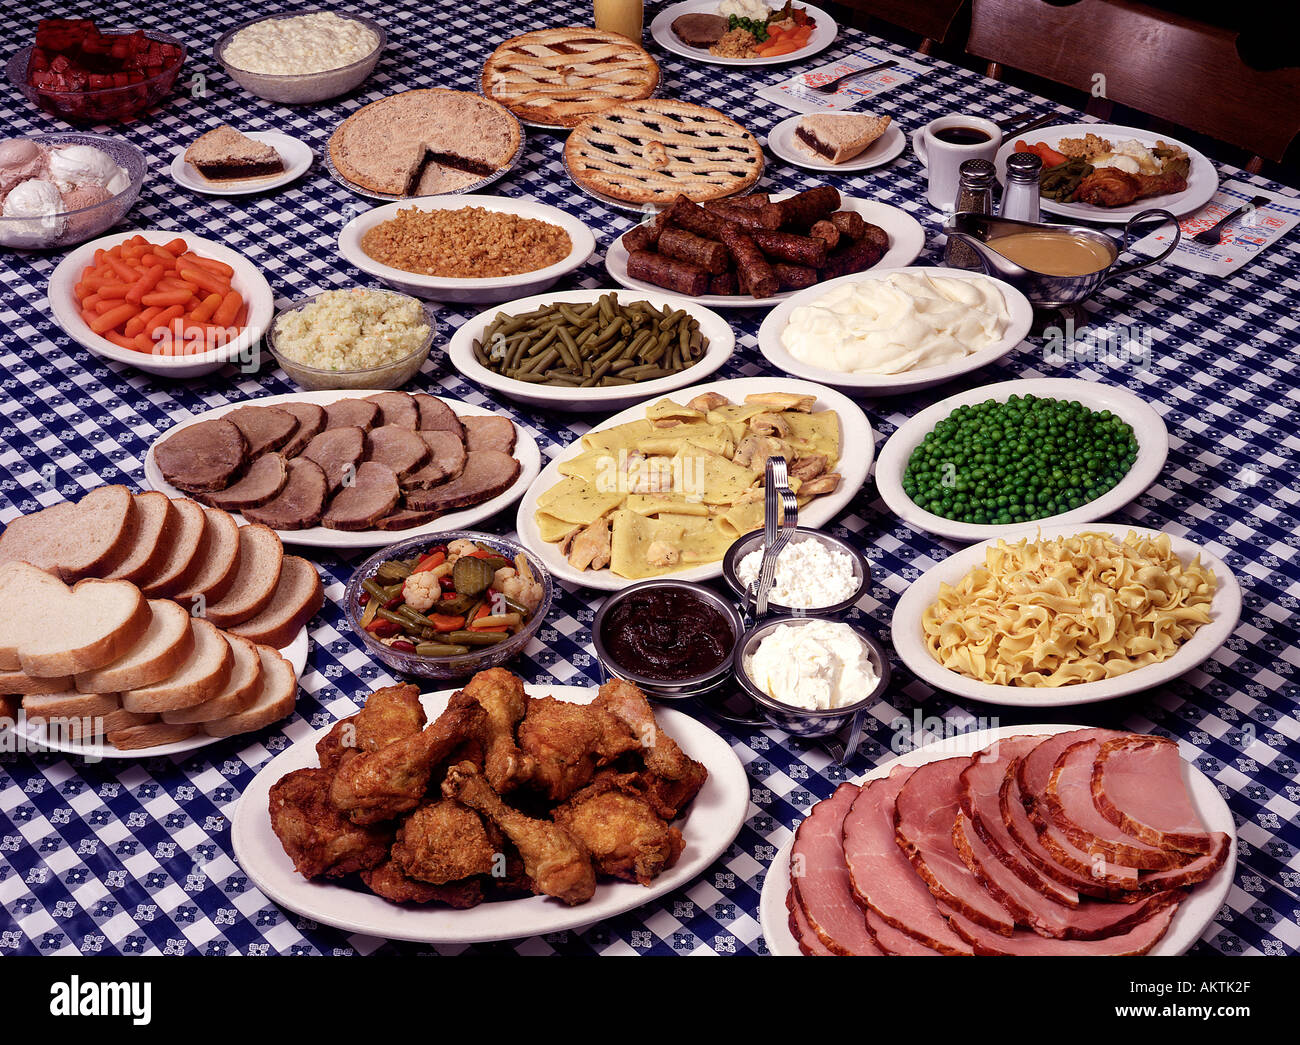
<box><xmin>215</xmin><ymin>9</ymin><xmax>386</xmax><ymax>104</ymax></box>
<box><xmin>722</xmin><ymin>526</ymin><xmax>868</xmax><ymax>617</ymax></box>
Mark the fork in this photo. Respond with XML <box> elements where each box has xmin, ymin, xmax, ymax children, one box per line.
<box><xmin>1192</xmin><ymin>195</ymin><xmax>1271</xmax><ymax>246</ymax></box>
<box><xmin>806</xmin><ymin>59</ymin><xmax>897</xmax><ymax>94</ymax></box>
<box><xmin>752</xmin><ymin>457</ymin><xmax>798</xmax><ymax>618</ymax></box>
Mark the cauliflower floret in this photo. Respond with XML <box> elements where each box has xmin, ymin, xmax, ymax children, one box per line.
<box><xmin>447</xmin><ymin>539</ymin><xmax>480</xmax><ymax>559</ymax></box>
<box><xmin>401</xmin><ymin>570</ymin><xmax>440</xmax><ymax>612</ymax></box>
<box><xmin>498</xmin><ymin>571</ymin><xmax>544</xmax><ymax>613</ymax></box>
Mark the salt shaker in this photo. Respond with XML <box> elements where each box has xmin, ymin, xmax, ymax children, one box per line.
<box><xmin>944</xmin><ymin>158</ymin><xmax>996</xmax><ymax>269</ymax></box>
<box><xmin>1000</xmin><ymin>151</ymin><xmax>1043</xmax><ymax>223</ymax></box>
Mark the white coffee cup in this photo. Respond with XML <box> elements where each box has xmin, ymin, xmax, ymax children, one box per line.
<box><xmin>911</xmin><ymin>115</ymin><xmax>1003</xmax><ymax>211</ymax></box>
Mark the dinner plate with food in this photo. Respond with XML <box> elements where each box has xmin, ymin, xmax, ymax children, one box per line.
<box><xmin>171</xmin><ymin>126</ymin><xmax>313</xmax><ymax>196</ymax></box>
<box><xmin>757</xmin><ymin>266</ymin><xmax>1033</xmax><ymax>395</ymax></box>
<box><xmin>144</xmin><ymin>389</ymin><xmax>541</xmax><ymax>550</ymax></box>
<box><xmin>759</xmin><ymin>723</ymin><xmax>1235</xmax><ymax>955</ymax></box>
<box><xmin>766</xmin><ymin>112</ymin><xmax>905</xmax><ymax>172</ymax></box>
<box><xmin>890</xmin><ymin>522</ymin><xmax>1241</xmax><ymax>708</ymax></box>
<box><xmin>337</xmin><ymin>195</ymin><xmax>596</xmax><ymax>305</ymax></box>
<box><xmin>996</xmin><ymin>124</ymin><xmax>1217</xmax><ymax>222</ymax></box>
<box><xmin>515</xmin><ymin>376</ymin><xmax>873</xmax><ymax>590</ymax></box>
<box><xmin>652</xmin><ymin>0</ymin><xmax>837</xmax><ymax>66</ymax></box>
<box><xmin>874</xmin><ymin>378</ymin><xmax>1168</xmax><ymax>540</ymax></box>
<box><xmin>605</xmin><ymin>188</ymin><xmax>925</xmax><ymax>308</ymax></box>
<box><xmin>447</xmin><ymin>288</ymin><xmax>735</xmax><ymax>412</ymax></box>
<box><xmin>0</xmin><ymin>485</ymin><xmax>322</xmax><ymax>757</ymax></box>
<box><xmin>231</xmin><ymin>672</ymin><xmax>749</xmax><ymax>943</ymax></box>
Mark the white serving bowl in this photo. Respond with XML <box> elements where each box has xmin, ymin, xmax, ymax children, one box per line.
<box><xmin>338</xmin><ymin>194</ymin><xmax>596</xmax><ymax>304</ymax></box>
<box><xmin>875</xmin><ymin>377</ymin><xmax>1169</xmax><ymax>543</ymax></box>
<box><xmin>757</xmin><ymin>265</ymin><xmax>1033</xmax><ymax>395</ymax></box>
<box><xmin>447</xmin><ymin>288</ymin><xmax>735</xmax><ymax>413</ymax></box>
<box><xmin>46</xmin><ymin>229</ymin><xmax>274</xmax><ymax>379</ymax></box>
<box><xmin>890</xmin><ymin>521</ymin><xmax>1241</xmax><ymax>708</ymax></box>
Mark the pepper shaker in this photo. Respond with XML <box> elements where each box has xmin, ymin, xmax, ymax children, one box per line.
<box><xmin>944</xmin><ymin>158</ymin><xmax>996</xmax><ymax>269</ymax></box>
<box><xmin>1000</xmin><ymin>151</ymin><xmax>1043</xmax><ymax>223</ymax></box>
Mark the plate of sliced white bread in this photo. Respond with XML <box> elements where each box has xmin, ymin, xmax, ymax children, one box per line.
<box><xmin>0</xmin><ymin>484</ymin><xmax>322</xmax><ymax>757</ymax></box>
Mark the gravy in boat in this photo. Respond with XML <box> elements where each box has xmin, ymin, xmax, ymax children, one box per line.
<box><xmin>988</xmin><ymin>231</ymin><xmax>1113</xmax><ymax>276</ymax></box>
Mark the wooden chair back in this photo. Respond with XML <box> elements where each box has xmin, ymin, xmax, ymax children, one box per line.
<box><xmin>836</xmin><ymin>0</ymin><xmax>967</xmax><ymax>53</ymax></box>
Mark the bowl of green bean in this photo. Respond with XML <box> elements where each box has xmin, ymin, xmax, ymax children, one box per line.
<box><xmin>446</xmin><ymin>288</ymin><xmax>736</xmax><ymax>412</ymax></box>
<box><xmin>345</xmin><ymin>530</ymin><xmax>554</xmax><ymax>680</ymax></box>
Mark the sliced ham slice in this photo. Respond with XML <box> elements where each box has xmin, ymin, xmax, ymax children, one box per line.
<box><xmin>939</xmin><ymin>897</ymin><xmax>1179</xmax><ymax>956</ymax></box>
<box><xmin>842</xmin><ymin>767</ymin><xmax>972</xmax><ymax>955</ymax></box>
<box><xmin>786</xmin><ymin>887</ymin><xmax>835</xmax><ymax>956</ymax></box>
<box><xmin>865</xmin><ymin>907</ymin><xmax>943</xmax><ymax>955</ymax></box>
<box><xmin>1093</xmin><ymin>735</ymin><xmax>1221</xmax><ymax>855</ymax></box>
<box><xmin>1044</xmin><ymin>739</ymin><xmax>1194</xmax><ymax>871</ymax></box>
<box><xmin>201</xmin><ymin>453</ymin><xmax>288</xmax><ymax>511</ymax></box>
<box><xmin>322</xmin><ymin>462</ymin><xmax>401</xmax><ymax>531</ymax></box>
<box><xmin>894</xmin><ymin>756</ymin><xmax>1016</xmax><ymax>935</ymax></box>
<box><xmin>790</xmin><ymin>784</ymin><xmax>881</xmax><ymax>955</ymax></box>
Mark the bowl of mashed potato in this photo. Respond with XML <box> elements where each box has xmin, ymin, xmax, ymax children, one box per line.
<box><xmin>757</xmin><ymin>265</ymin><xmax>1033</xmax><ymax>395</ymax></box>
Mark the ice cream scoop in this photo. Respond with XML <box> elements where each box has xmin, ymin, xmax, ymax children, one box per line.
<box><xmin>60</xmin><ymin>183</ymin><xmax>113</xmax><ymax>211</ymax></box>
<box><xmin>47</xmin><ymin>145</ymin><xmax>125</xmax><ymax>191</ymax></box>
<box><xmin>1</xmin><ymin>178</ymin><xmax>69</xmax><ymax>247</ymax></box>
<box><xmin>0</xmin><ymin>139</ymin><xmax>49</xmax><ymax>195</ymax></box>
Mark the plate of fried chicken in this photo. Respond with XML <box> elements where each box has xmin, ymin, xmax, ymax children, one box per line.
<box><xmin>234</xmin><ymin>668</ymin><xmax>748</xmax><ymax>943</ymax></box>
<box><xmin>996</xmin><ymin>123</ymin><xmax>1218</xmax><ymax>222</ymax></box>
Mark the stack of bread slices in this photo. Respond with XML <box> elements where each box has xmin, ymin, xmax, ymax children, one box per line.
<box><xmin>0</xmin><ymin>485</ymin><xmax>325</xmax><ymax>750</ymax></box>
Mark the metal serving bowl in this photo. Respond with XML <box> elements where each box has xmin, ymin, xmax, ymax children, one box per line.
<box><xmin>721</xmin><ymin>527</ymin><xmax>869</xmax><ymax>620</ymax></box>
<box><xmin>731</xmin><ymin>616</ymin><xmax>890</xmax><ymax>739</ymax></box>
<box><xmin>944</xmin><ymin>210</ymin><xmax>1181</xmax><ymax>309</ymax></box>
<box><xmin>592</xmin><ymin>579</ymin><xmax>743</xmax><ymax>702</ymax></box>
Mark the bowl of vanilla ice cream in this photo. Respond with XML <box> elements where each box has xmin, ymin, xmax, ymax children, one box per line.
<box><xmin>0</xmin><ymin>133</ymin><xmax>144</xmax><ymax>250</ymax></box>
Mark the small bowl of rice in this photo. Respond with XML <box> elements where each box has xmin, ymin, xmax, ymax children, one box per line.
<box><xmin>267</xmin><ymin>286</ymin><xmax>436</xmax><ymax>390</ymax></box>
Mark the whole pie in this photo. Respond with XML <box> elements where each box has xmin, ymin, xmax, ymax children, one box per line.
<box><xmin>482</xmin><ymin>27</ymin><xmax>660</xmax><ymax>128</ymax></box>
<box><xmin>329</xmin><ymin>89</ymin><xmax>522</xmax><ymax>197</ymax></box>
<box><xmin>564</xmin><ymin>99</ymin><xmax>763</xmax><ymax>205</ymax></box>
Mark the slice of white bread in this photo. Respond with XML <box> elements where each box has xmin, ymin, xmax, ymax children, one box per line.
<box><xmin>171</xmin><ymin>508</ymin><xmax>241</xmax><ymax>608</ymax></box>
<box><xmin>203</xmin><ymin>645</ymin><xmax>296</xmax><ymax>737</ymax></box>
<box><xmin>108</xmin><ymin>721</ymin><xmax>200</xmax><ymax>750</ymax></box>
<box><xmin>163</xmin><ymin>633</ymin><xmax>263</xmax><ymax>724</ymax></box>
<box><xmin>0</xmin><ymin>485</ymin><xmax>137</xmax><ymax>582</ymax></box>
<box><xmin>202</xmin><ymin>524</ymin><xmax>284</xmax><ymax>628</ymax></box>
<box><xmin>139</xmin><ymin>498</ymin><xmax>207</xmax><ymax>597</ymax></box>
<box><xmin>73</xmin><ymin>599</ymin><xmax>195</xmax><ymax>693</ymax></box>
<box><xmin>0</xmin><ymin>670</ymin><xmax>74</xmax><ymax>694</ymax></box>
<box><xmin>64</xmin><ymin>705</ymin><xmax>156</xmax><ymax>741</ymax></box>
<box><xmin>228</xmin><ymin>555</ymin><xmax>324</xmax><ymax>648</ymax></box>
<box><xmin>0</xmin><ymin>563</ymin><xmax>150</xmax><ymax>676</ymax></box>
<box><xmin>102</xmin><ymin>492</ymin><xmax>178</xmax><ymax>584</ymax></box>
<box><xmin>22</xmin><ymin>689</ymin><xmax>121</xmax><ymax>719</ymax></box>
<box><xmin>121</xmin><ymin>617</ymin><xmax>233</xmax><ymax>713</ymax></box>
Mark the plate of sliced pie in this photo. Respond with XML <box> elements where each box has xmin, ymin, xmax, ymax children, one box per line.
<box><xmin>327</xmin><ymin>89</ymin><xmax>525</xmax><ymax>202</ymax></box>
<box><xmin>564</xmin><ymin>99</ymin><xmax>764</xmax><ymax>209</ymax></box>
<box><xmin>173</xmin><ymin>127</ymin><xmax>313</xmax><ymax>196</ymax></box>
<box><xmin>481</xmin><ymin>27</ymin><xmax>661</xmax><ymax>130</ymax></box>
<box><xmin>767</xmin><ymin>112</ymin><xmax>905</xmax><ymax>172</ymax></box>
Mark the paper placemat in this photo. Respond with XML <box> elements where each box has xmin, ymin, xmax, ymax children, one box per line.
<box><xmin>1131</xmin><ymin>179</ymin><xmax>1300</xmax><ymax>276</ymax></box>
<box><xmin>756</xmin><ymin>47</ymin><xmax>929</xmax><ymax>114</ymax></box>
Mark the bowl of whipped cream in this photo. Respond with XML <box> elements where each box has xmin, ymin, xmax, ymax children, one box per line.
<box><xmin>756</xmin><ymin>265</ymin><xmax>1033</xmax><ymax>395</ymax></box>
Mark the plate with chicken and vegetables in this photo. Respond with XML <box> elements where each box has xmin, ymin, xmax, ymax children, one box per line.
<box><xmin>232</xmin><ymin>669</ymin><xmax>748</xmax><ymax>944</ymax></box>
<box><xmin>996</xmin><ymin>124</ymin><xmax>1218</xmax><ymax>222</ymax></box>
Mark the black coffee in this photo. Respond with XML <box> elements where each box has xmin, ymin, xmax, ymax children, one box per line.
<box><xmin>935</xmin><ymin>126</ymin><xmax>991</xmax><ymax>145</ymax></box>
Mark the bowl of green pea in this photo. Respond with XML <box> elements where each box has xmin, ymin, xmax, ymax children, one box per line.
<box><xmin>874</xmin><ymin>378</ymin><xmax>1169</xmax><ymax>543</ymax></box>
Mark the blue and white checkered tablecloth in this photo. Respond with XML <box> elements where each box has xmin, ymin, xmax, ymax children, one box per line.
<box><xmin>1</xmin><ymin>0</ymin><xmax>1297</xmax><ymax>957</ymax></box>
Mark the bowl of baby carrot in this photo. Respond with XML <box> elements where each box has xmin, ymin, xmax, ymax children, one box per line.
<box><xmin>47</xmin><ymin>229</ymin><xmax>275</xmax><ymax>378</ymax></box>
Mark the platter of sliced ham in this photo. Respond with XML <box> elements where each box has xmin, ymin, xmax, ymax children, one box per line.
<box><xmin>143</xmin><ymin>389</ymin><xmax>540</xmax><ymax>550</ymax></box>
<box><xmin>759</xmin><ymin>724</ymin><xmax>1235</xmax><ymax>956</ymax></box>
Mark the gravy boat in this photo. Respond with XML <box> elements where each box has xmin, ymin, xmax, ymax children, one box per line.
<box><xmin>943</xmin><ymin>209</ymin><xmax>1180</xmax><ymax>308</ymax></box>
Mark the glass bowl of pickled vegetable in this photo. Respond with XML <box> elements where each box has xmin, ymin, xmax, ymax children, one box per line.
<box><xmin>345</xmin><ymin>530</ymin><xmax>553</xmax><ymax>680</ymax></box>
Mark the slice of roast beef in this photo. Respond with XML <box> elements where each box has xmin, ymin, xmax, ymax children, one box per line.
<box><xmin>786</xmin><ymin>887</ymin><xmax>835</xmax><ymax>956</ymax></box>
<box><xmin>672</xmin><ymin>11</ymin><xmax>727</xmax><ymax>46</ymax></box>
<box><xmin>373</xmin><ymin>508</ymin><xmax>440</xmax><ymax>531</ymax></box>
<box><xmin>302</xmin><ymin>426</ymin><xmax>366</xmax><ymax>494</ymax></box>
<box><xmin>841</xmin><ymin>767</ymin><xmax>972</xmax><ymax>955</ymax></box>
<box><xmin>365</xmin><ymin>425</ymin><xmax>431</xmax><ymax>479</ymax></box>
<box><xmin>277</xmin><ymin>402</ymin><xmax>327</xmax><ymax>459</ymax></box>
<box><xmin>1092</xmin><ymin>735</ymin><xmax>1222</xmax><ymax>855</ymax></box>
<box><xmin>324</xmin><ymin>398</ymin><xmax>379</xmax><ymax>432</ymax></box>
<box><xmin>460</xmin><ymin>415</ymin><xmax>517</xmax><ymax>454</ymax></box>
<box><xmin>199</xmin><ymin>453</ymin><xmax>288</xmax><ymax>511</ymax></box>
<box><xmin>412</xmin><ymin>393</ymin><xmax>464</xmax><ymax>438</ymax></box>
<box><xmin>402</xmin><ymin>451</ymin><xmax>520</xmax><ymax>513</ymax></box>
<box><xmin>790</xmin><ymin>783</ymin><xmax>881</xmax><ymax>955</ymax></box>
<box><xmin>893</xmin><ymin>756</ymin><xmax>1017</xmax><ymax>935</ymax></box>
<box><xmin>321</xmin><ymin>461</ymin><xmax>400</xmax><ymax>531</ymax></box>
<box><xmin>156</xmin><ymin>418</ymin><xmax>247</xmax><ymax>492</ymax></box>
<box><xmin>242</xmin><ymin>458</ymin><xmax>329</xmax><ymax>531</ymax></box>
<box><xmin>365</xmin><ymin>392</ymin><xmax>419</xmax><ymax>429</ymax></box>
<box><xmin>938</xmin><ymin>896</ymin><xmax>1180</xmax><ymax>956</ymax></box>
<box><xmin>225</xmin><ymin>405</ymin><xmax>299</xmax><ymax>457</ymax></box>
<box><xmin>401</xmin><ymin>431</ymin><xmax>467</xmax><ymax>490</ymax></box>
<box><xmin>1044</xmin><ymin>739</ymin><xmax>1194</xmax><ymax>871</ymax></box>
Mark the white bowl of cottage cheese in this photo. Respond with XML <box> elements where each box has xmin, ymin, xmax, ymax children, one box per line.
<box><xmin>215</xmin><ymin>9</ymin><xmax>386</xmax><ymax>104</ymax></box>
<box><xmin>757</xmin><ymin>265</ymin><xmax>1033</xmax><ymax>395</ymax></box>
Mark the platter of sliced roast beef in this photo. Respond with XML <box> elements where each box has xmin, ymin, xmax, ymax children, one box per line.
<box><xmin>144</xmin><ymin>390</ymin><xmax>540</xmax><ymax>549</ymax></box>
<box><xmin>760</xmin><ymin>724</ymin><xmax>1235</xmax><ymax>956</ymax></box>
